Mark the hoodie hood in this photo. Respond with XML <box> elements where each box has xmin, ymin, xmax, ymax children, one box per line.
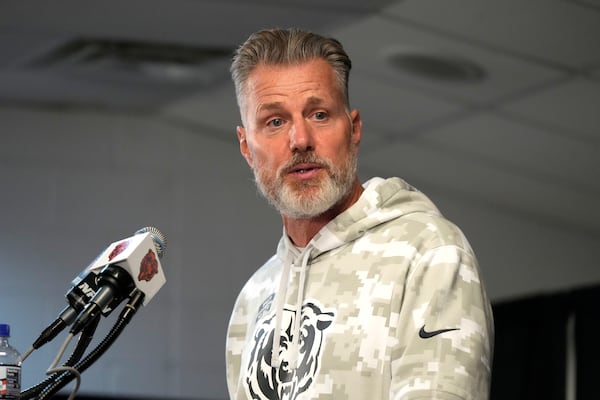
<box><xmin>270</xmin><ymin>176</ymin><xmax>441</xmax><ymax>367</ymax></box>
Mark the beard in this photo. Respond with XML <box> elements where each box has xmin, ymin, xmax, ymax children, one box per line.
<box><xmin>252</xmin><ymin>149</ymin><xmax>358</xmax><ymax>219</ymax></box>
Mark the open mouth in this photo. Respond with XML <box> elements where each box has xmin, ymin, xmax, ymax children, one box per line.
<box><xmin>294</xmin><ymin>167</ymin><xmax>316</xmax><ymax>173</ymax></box>
<box><xmin>289</xmin><ymin>163</ymin><xmax>321</xmax><ymax>175</ymax></box>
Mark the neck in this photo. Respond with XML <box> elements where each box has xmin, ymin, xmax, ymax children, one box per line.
<box><xmin>282</xmin><ymin>179</ymin><xmax>364</xmax><ymax>247</ymax></box>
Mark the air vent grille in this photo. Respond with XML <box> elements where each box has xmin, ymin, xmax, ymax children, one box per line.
<box><xmin>29</xmin><ymin>38</ymin><xmax>233</xmax><ymax>84</ymax></box>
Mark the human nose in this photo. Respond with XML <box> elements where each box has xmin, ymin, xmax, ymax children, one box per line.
<box><xmin>288</xmin><ymin>120</ymin><xmax>314</xmax><ymax>153</ymax></box>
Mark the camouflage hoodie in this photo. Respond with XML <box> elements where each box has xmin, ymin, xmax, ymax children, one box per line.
<box><xmin>226</xmin><ymin>177</ymin><xmax>494</xmax><ymax>400</ymax></box>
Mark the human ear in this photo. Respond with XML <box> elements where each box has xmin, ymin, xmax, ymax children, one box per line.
<box><xmin>237</xmin><ymin>125</ymin><xmax>254</xmax><ymax>167</ymax></box>
<box><xmin>349</xmin><ymin>109</ymin><xmax>362</xmax><ymax>146</ymax></box>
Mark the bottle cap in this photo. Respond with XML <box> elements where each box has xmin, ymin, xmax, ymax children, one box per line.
<box><xmin>0</xmin><ymin>324</ymin><xmax>10</xmax><ymax>337</ymax></box>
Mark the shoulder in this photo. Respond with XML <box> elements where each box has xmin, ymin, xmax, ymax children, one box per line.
<box><xmin>365</xmin><ymin>209</ymin><xmax>474</xmax><ymax>256</ymax></box>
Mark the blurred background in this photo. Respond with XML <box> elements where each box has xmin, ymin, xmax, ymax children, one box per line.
<box><xmin>0</xmin><ymin>0</ymin><xmax>598</xmax><ymax>399</ymax></box>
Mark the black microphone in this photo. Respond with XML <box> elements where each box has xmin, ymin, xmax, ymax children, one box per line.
<box><xmin>70</xmin><ymin>227</ymin><xmax>167</xmax><ymax>334</ymax></box>
<box><xmin>31</xmin><ymin>227</ymin><xmax>167</xmax><ymax>349</ymax></box>
<box><xmin>32</xmin><ymin>274</ymin><xmax>98</xmax><ymax>349</ymax></box>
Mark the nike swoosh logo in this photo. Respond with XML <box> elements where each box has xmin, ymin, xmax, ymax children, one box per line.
<box><xmin>419</xmin><ymin>325</ymin><xmax>460</xmax><ymax>339</ymax></box>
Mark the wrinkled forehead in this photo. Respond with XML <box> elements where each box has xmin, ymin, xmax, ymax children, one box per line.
<box><xmin>239</xmin><ymin>60</ymin><xmax>346</xmax><ymax>119</ymax></box>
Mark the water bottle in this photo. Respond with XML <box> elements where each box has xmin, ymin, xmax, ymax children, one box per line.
<box><xmin>0</xmin><ymin>324</ymin><xmax>21</xmax><ymax>400</ymax></box>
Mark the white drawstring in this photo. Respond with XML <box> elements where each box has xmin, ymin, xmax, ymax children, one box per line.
<box><xmin>271</xmin><ymin>259</ymin><xmax>292</xmax><ymax>368</ymax></box>
<box><xmin>287</xmin><ymin>249</ymin><xmax>311</xmax><ymax>369</ymax></box>
<box><xmin>270</xmin><ymin>247</ymin><xmax>311</xmax><ymax>369</ymax></box>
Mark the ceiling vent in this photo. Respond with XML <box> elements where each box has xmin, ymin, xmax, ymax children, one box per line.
<box><xmin>27</xmin><ymin>38</ymin><xmax>233</xmax><ymax>86</ymax></box>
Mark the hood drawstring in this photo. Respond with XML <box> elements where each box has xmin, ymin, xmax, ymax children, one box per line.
<box><xmin>287</xmin><ymin>250</ymin><xmax>311</xmax><ymax>369</ymax></box>
<box><xmin>271</xmin><ymin>258</ymin><xmax>291</xmax><ymax>368</ymax></box>
<box><xmin>270</xmin><ymin>247</ymin><xmax>312</xmax><ymax>369</ymax></box>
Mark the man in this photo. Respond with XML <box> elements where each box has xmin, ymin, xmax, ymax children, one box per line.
<box><xmin>226</xmin><ymin>28</ymin><xmax>493</xmax><ymax>400</ymax></box>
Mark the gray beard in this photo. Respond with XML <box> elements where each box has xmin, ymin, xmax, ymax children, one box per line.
<box><xmin>253</xmin><ymin>150</ymin><xmax>358</xmax><ymax>219</ymax></box>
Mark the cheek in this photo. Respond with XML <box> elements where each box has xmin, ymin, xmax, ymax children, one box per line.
<box><xmin>323</xmin><ymin>137</ymin><xmax>355</xmax><ymax>162</ymax></box>
<box><xmin>248</xmin><ymin>145</ymin><xmax>277</xmax><ymax>171</ymax></box>
<box><xmin>250</xmin><ymin>138</ymin><xmax>289</xmax><ymax>167</ymax></box>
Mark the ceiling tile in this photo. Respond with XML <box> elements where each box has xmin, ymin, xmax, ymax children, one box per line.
<box><xmin>0</xmin><ymin>1</ymin><xmax>364</xmax><ymax>46</ymax></box>
<box><xmin>332</xmin><ymin>15</ymin><xmax>564</xmax><ymax>105</ymax></box>
<box><xmin>359</xmin><ymin>139</ymin><xmax>600</xmax><ymax>234</ymax></box>
<box><xmin>349</xmin><ymin>72</ymin><xmax>465</xmax><ymax>152</ymax></box>
<box><xmin>385</xmin><ymin>0</ymin><xmax>600</xmax><ymax>69</ymax></box>
<box><xmin>501</xmin><ymin>77</ymin><xmax>600</xmax><ymax>143</ymax></box>
<box><xmin>161</xmin><ymin>81</ymin><xmax>240</xmax><ymax>143</ymax></box>
<box><xmin>411</xmin><ymin>112</ymin><xmax>600</xmax><ymax>194</ymax></box>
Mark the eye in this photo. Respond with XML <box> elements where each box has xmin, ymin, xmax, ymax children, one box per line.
<box><xmin>313</xmin><ymin>111</ymin><xmax>327</xmax><ymax>120</ymax></box>
<box><xmin>268</xmin><ymin>118</ymin><xmax>284</xmax><ymax>128</ymax></box>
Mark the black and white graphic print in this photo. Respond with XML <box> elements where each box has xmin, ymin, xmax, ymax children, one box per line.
<box><xmin>245</xmin><ymin>301</ymin><xmax>335</xmax><ymax>400</ymax></box>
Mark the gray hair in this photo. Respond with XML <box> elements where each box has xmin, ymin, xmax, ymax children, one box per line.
<box><xmin>230</xmin><ymin>28</ymin><xmax>352</xmax><ymax>116</ymax></box>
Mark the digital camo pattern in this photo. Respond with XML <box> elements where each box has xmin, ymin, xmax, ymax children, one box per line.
<box><xmin>226</xmin><ymin>177</ymin><xmax>494</xmax><ymax>400</ymax></box>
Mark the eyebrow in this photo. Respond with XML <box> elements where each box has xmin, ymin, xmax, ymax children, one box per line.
<box><xmin>257</xmin><ymin>102</ymin><xmax>284</xmax><ymax>113</ymax></box>
<box><xmin>258</xmin><ymin>97</ymin><xmax>325</xmax><ymax>113</ymax></box>
<box><xmin>306</xmin><ymin>96</ymin><xmax>325</xmax><ymax>107</ymax></box>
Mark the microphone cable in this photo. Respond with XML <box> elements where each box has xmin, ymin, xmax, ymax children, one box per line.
<box><xmin>44</xmin><ymin>333</ymin><xmax>82</xmax><ymax>400</ymax></box>
<box><xmin>37</xmin><ymin>289</ymin><xmax>146</xmax><ymax>400</ymax></box>
<box><xmin>20</xmin><ymin>314</ymin><xmax>101</xmax><ymax>400</ymax></box>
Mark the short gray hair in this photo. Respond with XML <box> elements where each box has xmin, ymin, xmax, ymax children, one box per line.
<box><xmin>230</xmin><ymin>28</ymin><xmax>352</xmax><ymax>115</ymax></box>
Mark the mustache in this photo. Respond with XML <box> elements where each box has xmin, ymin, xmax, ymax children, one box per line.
<box><xmin>280</xmin><ymin>153</ymin><xmax>331</xmax><ymax>175</ymax></box>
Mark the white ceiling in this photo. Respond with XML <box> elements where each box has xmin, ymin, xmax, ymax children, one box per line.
<box><xmin>1</xmin><ymin>0</ymin><xmax>599</xmax><ymax>293</ymax></box>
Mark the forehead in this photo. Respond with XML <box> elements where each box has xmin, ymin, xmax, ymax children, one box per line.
<box><xmin>245</xmin><ymin>59</ymin><xmax>340</xmax><ymax>102</ymax></box>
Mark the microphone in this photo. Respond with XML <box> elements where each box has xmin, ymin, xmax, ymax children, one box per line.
<box><xmin>32</xmin><ymin>266</ymin><xmax>102</xmax><ymax>350</ymax></box>
<box><xmin>70</xmin><ymin>227</ymin><xmax>167</xmax><ymax>334</ymax></box>
<box><xmin>31</xmin><ymin>227</ymin><xmax>167</xmax><ymax>350</ymax></box>
<box><xmin>66</xmin><ymin>226</ymin><xmax>166</xmax><ymax>315</ymax></box>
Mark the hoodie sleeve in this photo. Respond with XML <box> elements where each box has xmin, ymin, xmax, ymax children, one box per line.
<box><xmin>389</xmin><ymin>241</ymin><xmax>494</xmax><ymax>400</ymax></box>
